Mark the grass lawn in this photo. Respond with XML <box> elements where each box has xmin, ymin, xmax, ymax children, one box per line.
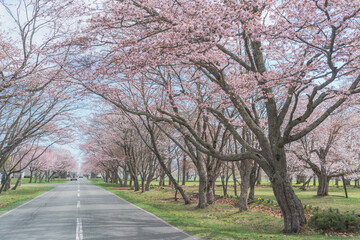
<box><xmin>89</xmin><ymin>178</ymin><xmax>360</xmax><ymax>240</ymax></box>
<box><xmin>0</xmin><ymin>186</ymin><xmax>53</xmax><ymax>215</ymax></box>
<box><xmin>10</xmin><ymin>177</ymin><xmax>68</xmax><ymax>185</ymax></box>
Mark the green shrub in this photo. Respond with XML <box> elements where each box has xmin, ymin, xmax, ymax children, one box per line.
<box><xmin>308</xmin><ymin>211</ymin><xmax>360</xmax><ymax>233</ymax></box>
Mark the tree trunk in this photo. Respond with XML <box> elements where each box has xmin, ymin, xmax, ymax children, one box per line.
<box><xmin>344</xmin><ymin>179</ymin><xmax>351</xmax><ymax>186</ymax></box>
<box><xmin>317</xmin><ymin>173</ymin><xmax>330</xmax><ymax>196</ymax></box>
<box><xmin>221</xmin><ymin>174</ymin><xmax>227</xmax><ymax>197</ymax></box>
<box><xmin>296</xmin><ymin>175</ymin><xmax>305</xmax><ymax>184</ymax></box>
<box><xmin>256</xmin><ymin>167</ymin><xmax>261</xmax><ymax>185</ymax></box>
<box><xmin>3</xmin><ymin>176</ymin><xmax>11</xmax><ymax>192</ymax></box>
<box><xmin>29</xmin><ymin>171</ymin><xmax>33</xmax><ymax>183</ymax></box>
<box><xmin>145</xmin><ymin>165</ymin><xmax>155</xmax><ymax>191</ymax></box>
<box><xmin>182</xmin><ymin>156</ymin><xmax>186</xmax><ymax>186</ymax></box>
<box><xmin>248</xmin><ymin>162</ymin><xmax>258</xmax><ymax>203</ymax></box>
<box><xmin>147</xmin><ymin>129</ymin><xmax>190</xmax><ymax>204</ymax></box>
<box><xmin>132</xmin><ymin>176</ymin><xmax>140</xmax><ymax>191</ymax></box>
<box><xmin>118</xmin><ymin>176</ymin><xmax>123</xmax><ymax>187</ymax></box>
<box><xmin>141</xmin><ymin>176</ymin><xmax>145</xmax><ymax>193</ymax></box>
<box><xmin>177</xmin><ymin>158</ymin><xmax>180</xmax><ymax>183</ymax></box>
<box><xmin>197</xmin><ymin>163</ymin><xmax>208</xmax><ymax>209</ymax></box>
<box><xmin>341</xmin><ymin>175</ymin><xmax>348</xmax><ymax>198</ymax></box>
<box><xmin>299</xmin><ymin>177</ymin><xmax>312</xmax><ymax>191</ymax></box>
<box><xmin>12</xmin><ymin>173</ymin><xmax>22</xmax><ymax>190</ymax></box>
<box><xmin>206</xmin><ymin>174</ymin><xmax>216</xmax><ymax>204</ymax></box>
<box><xmin>0</xmin><ymin>174</ymin><xmax>11</xmax><ymax>193</ymax></box>
<box><xmin>123</xmin><ymin>168</ymin><xmax>128</xmax><ymax>187</ymax></box>
<box><xmin>159</xmin><ymin>169</ymin><xmax>165</xmax><ymax>186</ymax></box>
<box><xmin>231</xmin><ymin>163</ymin><xmax>238</xmax><ymax>197</ymax></box>
<box><xmin>237</xmin><ymin>160</ymin><xmax>252</xmax><ymax>211</ymax></box>
<box><xmin>167</xmin><ymin>159</ymin><xmax>172</xmax><ymax>186</ymax></box>
<box><xmin>39</xmin><ymin>174</ymin><xmax>44</xmax><ymax>183</ymax></box>
<box><xmin>271</xmin><ymin>174</ymin><xmax>306</xmax><ymax>233</ymax></box>
<box><xmin>313</xmin><ymin>174</ymin><xmax>316</xmax><ymax>186</ymax></box>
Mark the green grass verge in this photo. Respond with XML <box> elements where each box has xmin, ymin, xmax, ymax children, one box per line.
<box><xmin>89</xmin><ymin>179</ymin><xmax>360</xmax><ymax>239</ymax></box>
<box><xmin>0</xmin><ymin>186</ymin><xmax>54</xmax><ymax>215</ymax></box>
<box><xmin>11</xmin><ymin>178</ymin><xmax>68</xmax><ymax>185</ymax></box>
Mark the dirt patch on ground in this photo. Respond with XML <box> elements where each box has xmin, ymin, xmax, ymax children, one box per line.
<box><xmin>107</xmin><ymin>187</ymin><xmax>133</xmax><ymax>190</ymax></box>
<box><xmin>0</xmin><ymin>203</ymin><xmax>10</xmax><ymax>208</ymax></box>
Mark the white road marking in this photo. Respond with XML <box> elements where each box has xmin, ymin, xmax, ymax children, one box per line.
<box><xmin>97</xmin><ymin>186</ymin><xmax>196</xmax><ymax>239</ymax></box>
<box><xmin>77</xmin><ymin>201</ymin><xmax>81</xmax><ymax>208</ymax></box>
<box><xmin>76</xmin><ymin>218</ymin><xmax>83</xmax><ymax>240</ymax></box>
<box><xmin>78</xmin><ymin>193</ymin><xmax>80</xmax><ymax>197</ymax></box>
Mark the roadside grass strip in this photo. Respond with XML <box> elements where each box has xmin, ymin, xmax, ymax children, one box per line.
<box><xmin>90</xmin><ymin>179</ymin><xmax>360</xmax><ymax>240</ymax></box>
<box><xmin>0</xmin><ymin>186</ymin><xmax>54</xmax><ymax>215</ymax></box>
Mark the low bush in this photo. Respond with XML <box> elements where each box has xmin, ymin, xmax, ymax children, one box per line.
<box><xmin>308</xmin><ymin>211</ymin><xmax>360</xmax><ymax>233</ymax></box>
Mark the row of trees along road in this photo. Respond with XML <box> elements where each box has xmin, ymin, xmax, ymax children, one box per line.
<box><xmin>1</xmin><ymin>0</ymin><xmax>359</xmax><ymax>234</ymax></box>
<box><xmin>0</xmin><ymin>0</ymin><xmax>79</xmax><ymax>192</ymax></box>
<box><xmin>64</xmin><ymin>0</ymin><xmax>360</xmax><ymax>233</ymax></box>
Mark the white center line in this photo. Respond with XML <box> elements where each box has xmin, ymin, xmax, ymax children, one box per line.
<box><xmin>76</xmin><ymin>218</ymin><xmax>83</xmax><ymax>240</ymax></box>
<box><xmin>78</xmin><ymin>193</ymin><xmax>80</xmax><ymax>197</ymax></box>
<box><xmin>77</xmin><ymin>201</ymin><xmax>80</xmax><ymax>208</ymax></box>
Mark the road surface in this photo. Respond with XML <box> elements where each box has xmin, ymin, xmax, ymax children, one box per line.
<box><xmin>0</xmin><ymin>178</ymin><xmax>197</xmax><ymax>240</ymax></box>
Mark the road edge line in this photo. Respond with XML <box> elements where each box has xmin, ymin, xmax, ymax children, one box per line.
<box><xmin>0</xmin><ymin>187</ymin><xmax>56</xmax><ymax>218</ymax></box>
<box><xmin>90</xmin><ymin>181</ymin><xmax>198</xmax><ymax>240</ymax></box>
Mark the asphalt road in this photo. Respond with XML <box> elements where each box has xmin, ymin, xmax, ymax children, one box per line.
<box><xmin>0</xmin><ymin>178</ymin><xmax>197</xmax><ymax>240</ymax></box>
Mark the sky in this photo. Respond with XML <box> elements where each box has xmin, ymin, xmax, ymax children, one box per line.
<box><xmin>0</xmin><ymin>1</ymin><xmax>102</xmax><ymax>171</ymax></box>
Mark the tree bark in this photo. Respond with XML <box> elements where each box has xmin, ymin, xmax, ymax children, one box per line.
<box><xmin>342</xmin><ymin>175</ymin><xmax>348</xmax><ymax>198</ymax></box>
<box><xmin>159</xmin><ymin>168</ymin><xmax>165</xmax><ymax>186</ymax></box>
<box><xmin>237</xmin><ymin>160</ymin><xmax>251</xmax><ymax>211</ymax></box>
<box><xmin>197</xmin><ymin>163</ymin><xmax>208</xmax><ymax>208</ymax></box>
<box><xmin>182</xmin><ymin>156</ymin><xmax>186</xmax><ymax>186</ymax></box>
<box><xmin>317</xmin><ymin>173</ymin><xmax>330</xmax><ymax>196</ymax></box>
<box><xmin>248</xmin><ymin>162</ymin><xmax>258</xmax><ymax>203</ymax></box>
<box><xmin>167</xmin><ymin>159</ymin><xmax>172</xmax><ymax>186</ymax></box>
<box><xmin>132</xmin><ymin>176</ymin><xmax>140</xmax><ymax>191</ymax></box>
<box><xmin>256</xmin><ymin>167</ymin><xmax>261</xmax><ymax>185</ymax></box>
<box><xmin>12</xmin><ymin>173</ymin><xmax>22</xmax><ymax>190</ymax></box>
<box><xmin>271</xmin><ymin>174</ymin><xmax>306</xmax><ymax>233</ymax></box>
<box><xmin>232</xmin><ymin>163</ymin><xmax>238</xmax><ymax>197</ymax></box>
<box><xmin>123</xmin><ymin>169</ymin><xmax>128</xmax><ymax>187</ymax></box>
<box><xmin>221</xmin><ymin>174</ymin><xmax>227</xmax><ymax>197</ymax></box>
<box><xmin>29</xmin><ymin>170</ymin><xmax>33</xmax><ymax>183</ymax></box>
<box><xmin>141</xmin><ymin>176</ymin><xmax>145</xmax><ymax>192</ymax></box>
<box><xmin>206</xmin><ymin>174</ymin><xmax>216</xmax><ymax>204</ymax></box>
<box><xmin>145</xmin><ymin>163</ymin><xmax>156</xmax><ymax>191</ymax></box>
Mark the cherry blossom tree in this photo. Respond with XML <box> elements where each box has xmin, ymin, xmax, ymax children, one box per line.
<box><xmin>0</xmin><ymin>0</ymin><xmax>78</xmax><ymax>172</ymax></box>
<box><xmin>27</xmin><ymin>148</ymin><xmax>77</xmax><ymax>183</ymax></box>
<box><xmin>63</xmin><ymin>0</ymin><xmax>360</xmax><ymax>233</ymax></box>
<box><xmin>288</xmin><ymin>107</ymin><xmax>360</xmax><ymax>196</ymax></box>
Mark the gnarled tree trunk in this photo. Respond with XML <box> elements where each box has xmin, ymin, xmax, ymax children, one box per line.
<box><xmin>271</xmin><ymin>173</ymin><xmax>306</xmax><ymax>233</ymax></box>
